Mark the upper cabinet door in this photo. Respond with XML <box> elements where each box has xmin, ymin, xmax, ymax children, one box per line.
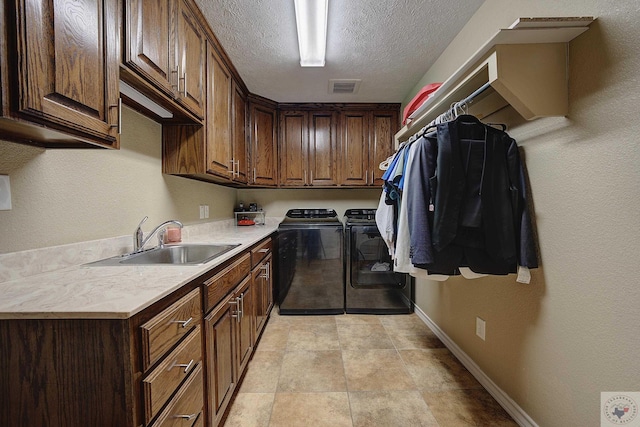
<box><xmin>232</xmin><ymin>82</ymin><xmax>248</xmax><ymax>184</ymax></box>
<box><xmin>249</xmin><ymin>103</ymin><xmax>278</xmax><ymax>187</ymax></box>
<box><xmin>124</xmin><ymin>0</ymin><xmax>174</xmax><ymax>95</ymax></box>
<box><xmin>309</xmin><ymin>111</ymin><xmax>338</xmax><ymax>187</ymax></box>
<box><xmin>370</xmin><ymin>110</ymin><xmax>398</xmax><ymax>187</ymax></box>
<box><xmin>206</xmin><ymin>45</ymin><xmax>232</xmax><ymax>178</ymax></box>
<box><xmin>175</xmin><ymin>0</ymin><xmax>205</xmax><ymax>119</ymax></box>
<box><xmin>339</xmin><ymin>111</ymin><xmax>369</xmax><ymax>186</ymax></box>
<box><xmin>279</xmin><ymin>111</ymin><xmax>308</xmax><ymax>187</ymax></box>
<box><xmin>12</xmin><ymin>0</ymin><xmax>120</xmax><ymax>147</ymax></box>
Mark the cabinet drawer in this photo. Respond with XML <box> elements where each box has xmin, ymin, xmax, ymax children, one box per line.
<box><xmin>143</xmin><ymin>325</ymin><xmax>202</xmax><ymax>424</ymax></box>
<box><xmin>251</xmin><ymin>238</ymin><xmax>272</xmax><ymax>267</ymax></box>
<box><xmin>141</xmin><ymin>288</ymin><xmax>202</xmax><ymax>371</ymax></box>
<box><xmin>150</xmin><ymin>362</ymin><xmax>204</xmax><ymax>427</ymax></box>
<box><xmin>203</xmin><ymin>253</ymin><xmax>251</xmax><ymax>313</ymax></box>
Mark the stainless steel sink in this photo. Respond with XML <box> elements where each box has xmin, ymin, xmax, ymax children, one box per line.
<box><xmin>86</xmin><ymin>243</ymin><xmax>239</xmax><ymax>266</ymax></box>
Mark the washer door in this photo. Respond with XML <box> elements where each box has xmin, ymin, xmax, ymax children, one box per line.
<box><xmin>348</xmin><ymin>225</ymin><xmax>405</xmax><ymax>289</ymax></box>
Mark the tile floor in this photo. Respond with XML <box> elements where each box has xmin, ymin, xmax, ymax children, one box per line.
<box><xmin>223</xmin><ymin>311</ymin><xmax>518</xmax><ymax>427</ymax></box>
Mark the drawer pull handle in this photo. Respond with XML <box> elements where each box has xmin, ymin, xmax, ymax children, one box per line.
<box><xmin>236</xmin><ymin>295</ymin><xmax>243</xmax><ymax>323</ymax></box>
<box><xmin>170</xmin><ymin>317</ymin><xmax>193</xmax><ymax>328</ymax></box>
<box><xmin>258</xmin><ymin>249</ymin><xmax>269</xmax><ymax>253</ymax></box>
<box><xmin>173</xmin><ymin>413</ymin><xmax>198</xmax><ymax>420</ymax></box>
<box><xmin>229</xmin><ymin>299</ymin><xmax>240</xmax><ymax>321</ymax></box>
<box><xmin>171</xmin><ymin>359</ymin><xmax>194</xmax><ymax>373</ymax></box>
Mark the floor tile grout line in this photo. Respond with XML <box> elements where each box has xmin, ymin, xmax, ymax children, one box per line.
<box><xmin>234</xmin><ymin>312</ymin><xmax>515</xmax><ymax>426</ymax></box>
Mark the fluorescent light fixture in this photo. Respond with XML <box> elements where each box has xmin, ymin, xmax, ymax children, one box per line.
<box><xmin>119</xmin><ymin>80</ymin><xmax>173</xmax><ymax>119</ymax></box>
<box><xmin>294</xmin><ymin>0</ymin><xmax>328</xmax><ymax>67</ymax></box>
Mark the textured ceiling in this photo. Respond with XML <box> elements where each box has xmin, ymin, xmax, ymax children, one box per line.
<box><xmin>195</xmin><ymin>0</ymin><xmax>485</xmax><ymax>103</ymax></box>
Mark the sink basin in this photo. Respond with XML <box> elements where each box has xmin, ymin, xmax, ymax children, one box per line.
<box><xmin>86</xmin><ymin>244</ymin><xmax>240</xmax><ymax>266</ymax></box>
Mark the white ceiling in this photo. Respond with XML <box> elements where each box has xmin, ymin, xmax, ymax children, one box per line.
<box><xmin>195</xmin><ymin>0</ymin><xmax>485</xmax><ymax>104</ymax></box>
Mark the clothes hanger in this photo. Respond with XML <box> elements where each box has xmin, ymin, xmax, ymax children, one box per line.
<box><xmin>379</xmin><ymin>155</ymin><xmax>394</xmax><ymax>171</ymax></box>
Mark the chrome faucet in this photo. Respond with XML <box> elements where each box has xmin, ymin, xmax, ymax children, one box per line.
<box><xmin>133</xmin><ymin>216</ymin><xmax>184</xmax><ymax>252</ymax></box>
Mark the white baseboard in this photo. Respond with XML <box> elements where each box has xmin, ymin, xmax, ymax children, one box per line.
<box><xmin>413</xmin><ymin>305</ymin><xmax>539</xmax><ymax>427</ymax></box>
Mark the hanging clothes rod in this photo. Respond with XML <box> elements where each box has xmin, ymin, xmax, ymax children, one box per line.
<box><xmin>404</xmin><ymin>82</ymin><xmax>493</xmax><ymax>145</ymax></box>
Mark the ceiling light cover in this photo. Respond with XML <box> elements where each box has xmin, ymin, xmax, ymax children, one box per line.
<box><xmin>294</xmin><ymin>0</ymin><xmax>328</xmax><ymax>67</ymax></box>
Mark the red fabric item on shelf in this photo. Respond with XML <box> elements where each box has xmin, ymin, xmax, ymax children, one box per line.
<box><xmin>402</xmin><ymin>83</ymin><xmax>442</xmax><ymax>125</ymax></box>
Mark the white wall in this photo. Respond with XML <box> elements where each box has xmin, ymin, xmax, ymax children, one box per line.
<box><xmin>0</xmin><ymin>106</ymin><xmax>237</xmax><ymax>253</ymax></box>
<box><xmin>403</xmin><ymin>1</ymin><xmax>640</xmax><ymax>426</ymax></box>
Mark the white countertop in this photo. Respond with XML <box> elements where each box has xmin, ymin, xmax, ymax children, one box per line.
<box><xmin>0</xmin><ymin>223</ymin><xmax>278</xmax><ymax>320</ymax></box>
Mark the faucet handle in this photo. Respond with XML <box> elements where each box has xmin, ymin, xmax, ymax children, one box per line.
<box><xmin>134</xmin><ymin>216</ymin><xmax>149</xmax><ymax>251</ymax></box>
<box><xmin>157</xmin><ymin>229</ymin><xmax>167</xmax><ymax>247</ymax></box>
<box><xmin>136</xmin><ymin>216</ymin><xmax>149</xmax><ymax>230</ymax></box>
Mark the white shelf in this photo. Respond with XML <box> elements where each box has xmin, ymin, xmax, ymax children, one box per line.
<box><xmin>396</xmin><ymin>16</ymin><xmax>595</xmax><ymax>144</ymax></box>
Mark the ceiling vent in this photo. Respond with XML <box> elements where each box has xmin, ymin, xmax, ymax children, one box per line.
<box><xmin>329</xmin><ymin>79</ymin><xmax>361</xmax><ymax>94</ymax></box>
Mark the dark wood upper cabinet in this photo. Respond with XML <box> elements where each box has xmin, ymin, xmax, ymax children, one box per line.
<box><xmin>249</xmin><ymin>98</ymin><xmax>278</xmax><ymax>187</ymax></box>
<box><xmin>339</xmin><ymin>109</ymin><xmax>399</xmax><ymax>187</ymax></box>
<box><xmin>279</xmin><ymin>110</ymin><xmax>338</xmax><ymax>187</ymax></box>
<box><xmin>162</xmin><ymin>40</ymin><xmax>247</xmax><ymax>186</ymax></box>
<box><xmin>175</xmin><ymin>0</ymin><xmax>205</xmax><ymax>118</ymax></box>
<box><xmin>232</xmin><ymin>81</ymin><xmax>248</xmax><ymax>184</ymax></box>
<box><xmin>309</xmin><ymin>111</ymin><xmax>339</xmax><ymax>187</ymax></box>
<box><xmin>370</xmin><ymin>110</ymin><xmax>399</xmax><ymax>187</ymax></box>
<box><xmin>0</xmin><ymin>0</ymin><xmax>121</xmax><ymax>148</ymax></box>
<box><xmin>279</xmin><ymin>111</ymin><xmax>309</xmax><ymax>187</ymax></box>
<box><xmin>123</xmin><ymin>0</ymin><xmax>173</xmax><ymax>95</ymax></box>
<box><xmin>340</xmin><ymin>111</ymin><xmax>370</xmax><ymax>186</ymax></box>
<box><xmin>122</xmin><ymin>0</ymin><xmax>205</xmax><ymax>121</ymax></box>
<box><xmin>206</xmin><ymin>45</ymin><xmax>233</xmax><ymax>178</ymax></box>
<box><xmin>205</xmin><ymin>44</ymin><xmax>247</xmax><ymax>183</ymax></box>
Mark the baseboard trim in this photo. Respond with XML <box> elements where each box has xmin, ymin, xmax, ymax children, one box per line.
<box><xmin>413</xmin><ymin>305</ymin><xmax>539</xmax><ymax>427</ymax></box>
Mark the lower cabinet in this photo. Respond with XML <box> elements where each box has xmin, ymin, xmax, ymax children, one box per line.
<box><xmin>150</xmin><ymin>362</ymin><xmax>204</xmax><ymax>427</ymax></box>
<box><xmin>204</xmin><ymin>292</ymin><xmax>237</xmax><ymax>426</ymax></box>
<box><xmin>202</xmin><ymin>237</ymin><xmax>272</xmax><ymax>426</ymax></box>
<box><xmin>0</xmin><ymin>236</ymin><xmax>274</xmax><ymax>427</ymax></box>
<box><xmin>252</xmin><ymin>253</ymin><xmax>273</xmax><ymax>337</ymax></box>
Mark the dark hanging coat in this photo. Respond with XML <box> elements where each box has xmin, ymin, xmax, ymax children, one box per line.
<box><xmin>409</xmin><ymin>115</ymin><xmax>538</xmax><ymax>275</ymax></box>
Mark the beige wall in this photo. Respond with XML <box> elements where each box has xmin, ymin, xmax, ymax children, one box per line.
<box><xmin>237</xmin><ymin>188</ymin><xmax>381</xmax><ymax>219</ymax></box>
<box><xmin>0</xmin><ymin>106</ymin><xmax>237</xmax><ymax>253</ymax></box>
<box><xmin>404</xmin><ymin>1</ymin><xmax>640</xmax><ymax>426</ymax></box>
<box><xmin>0</xmin><ymin>104</ymin><xmax>379</xmax><ymax>254</ymax></box>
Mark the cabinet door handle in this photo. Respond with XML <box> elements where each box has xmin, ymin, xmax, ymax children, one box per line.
<box><xmin>235</xmin><ymin>160</ymin><xmax>240</xmax><ymax>178</ymax></box>
<box><xmin>171</xmin><ymin>66</ymin><xmax>179</xmax><ymax>90</ymax></box>
<box><xmin>182</xmin><ymin>72</ymin><xmax>188</xmax><ymax>97</ymax></box>
<box><xmin>253</xmin><ymin>168</ymin><xmax>257</xmax><ymax>183</ymax></box>
<box><xmin>173</xmin><ymin>413</ymin><xmax>198</xmax><ymax>420</ymax></box>
<box><xmin>229</xmin><ymin>159</ymin><xmax>235</xmax><ymax>175</ymax></box>
<box><xmin>171</xmin><ymin>359</ymin><xmax>194</xmax><ymax>373</ymax></box>
<box><xmin>229</xmin><ymin>299</ymin><xmax>240</xmax><ymax>320</ymax></box>
<box><xmin>109</xmin><ymin>98</ymin><xmax>122</xmax><ymax>134</ymax></box>
<box><xmin>169</xmin><ymin>317</ymin><xmax>193</xmax><ymax>328</ymax></box>
<box><xmin>260</xmin><ymin>263</ymin><xmax>270</xmax><ymax>280</ymax></box>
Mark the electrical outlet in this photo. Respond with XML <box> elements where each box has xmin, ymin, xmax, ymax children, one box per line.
<box><xmin>204</xmin><ymin>205</ymin><xmax>209</xmax><ymax>218</ymax></box>
<box><xmin>476</xmin><ymin>317</ymin><xmax>486</xmax><ymax>341</ymax></box>
<box><xmin>199</xmin><ymin>205</ymin><xmax>205</xmax><ymax>219</ymax></box>
<box><xmin>0</xmin><ymin>175</ymin><xmax>11</xmax><ymax>210</ymax></box>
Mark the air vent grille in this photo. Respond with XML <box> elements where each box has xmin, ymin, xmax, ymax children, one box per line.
<box><xmin>329</xmin><ymin>79</ymin><xmax>361</xmax><ymax>94</ymax></box>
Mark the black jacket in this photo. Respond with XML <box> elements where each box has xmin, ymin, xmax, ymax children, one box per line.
<box><xmin>414</xmin><ymin>115</ymin><xmax>538</xmax><ymax>275</ymax></box>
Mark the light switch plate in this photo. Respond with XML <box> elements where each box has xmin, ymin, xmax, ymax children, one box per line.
<box><xmin>0</xmin><ymin>175</ymin><xmax>11</xmax><ymax>210</ymax></box>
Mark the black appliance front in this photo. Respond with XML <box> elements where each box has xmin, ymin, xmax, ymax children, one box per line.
<box><xmin>276</xmin><ymin>209</ymin><xmax>344</xmax><ymax>315</ymax></box>
<box><xmin>345</xmin><ymin>209</ymin><xmax>413</xmax><ymax>314</ymax></box>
